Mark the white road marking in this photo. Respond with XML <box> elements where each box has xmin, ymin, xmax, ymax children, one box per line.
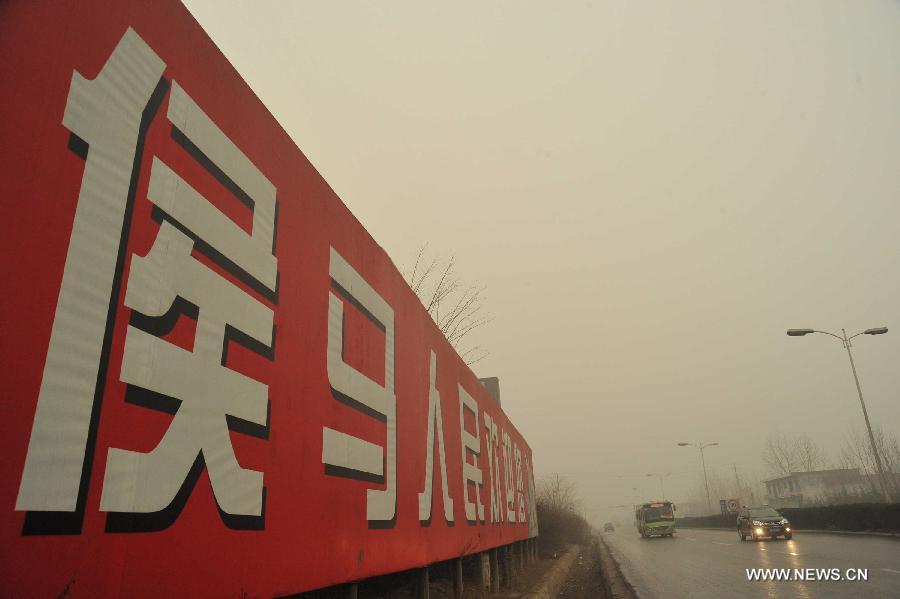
<box><xmin>712</xmin><ymin>541</ymin><xmax>732</xmax><ymax>546</ymax></box>
<box><xmin>882</xmin><ymin>568</ymin><xmax>900</xmax><ymax>575</ymax></box>
<box><xmin>788</xmin><ymin>552</ymin><xmax>799</xmax><ymax>556</ymax></box>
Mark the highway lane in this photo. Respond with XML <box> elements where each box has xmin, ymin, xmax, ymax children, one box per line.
<box><xmin>601</xmin><ymin>527</ymin><xmax>900</xmax><ymax>598</ymax></box>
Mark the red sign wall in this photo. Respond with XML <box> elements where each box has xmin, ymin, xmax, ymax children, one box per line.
<box><xmin>0</xmin><ymin>2</ymin><xmax>537</xmax><ymax>597</ymax></box>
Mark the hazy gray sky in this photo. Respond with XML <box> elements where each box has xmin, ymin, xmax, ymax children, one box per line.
<box><xmin>182</xmin><ymin>0</ymin><xmax>900</xmax><ymax>515</ymax></box>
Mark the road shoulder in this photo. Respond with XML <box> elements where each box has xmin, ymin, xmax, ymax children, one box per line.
<box><xmin>596</xmin><ymin>535</ymin><xmax>637</xmax><ymax>599</ymax></box>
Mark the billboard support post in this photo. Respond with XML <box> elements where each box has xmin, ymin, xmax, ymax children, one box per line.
<box><xmin>491</xmin><ymin>550</ymin><xmax>501</xmax><ymax>592</ymax></box>
<box><xmin>417</xmin><ymin>567</ymin><xmax>430</xmax><ymax>599</ymax></box>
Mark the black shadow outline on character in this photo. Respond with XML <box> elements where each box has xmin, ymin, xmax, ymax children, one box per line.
<box><xmin>105</xmin><ymin>452</ymin><xmax>204</xmax><ymax>533</ymax></box>
<box><xmin>149</xmin><ymin>206</ymin><xmax>280</xmax><ymax>307</ymax></box>
<box><xmin>418</xmin><ymin>500</ymin><xmax>457</xmax><ymax>530</ymax></box>
<box><xmin>129</xmin><ymin>294</ymin><xmax>199</xmax><ymax>338</ymax></box>
<box><xmin>330</xmin><ymin>280</ymin><xmax>386</xmax><ymax>333</ymax></box>
<box><xmin>124</xmin><ymin>384</ymin><xmax>181</xmax><ymax>416</ymax></box>
<box><xmin>218</xmin><ymin>486</ymin><xmax>266</xmax><ymax>531</ymax></box>
<box><xmin>168</xmin><ymin>127</ymin><xmax>279</xmax><ymax>305</ymax></box>
<box><xmin>104</xmin><ymin>452</ymin><xmax>268</xmax><ymax>533</ymax></box>
<box><xmin>368</xmin><ymin>514</ymin><xmax>398</xmax><ymax>531</ymax></box>
<box><xmin>226</xmin><ymin>397</ymin><xmax>271</xmax><ymax>441</ymax></box>
<box><xmin>67</xmin><ymin>133</ymin><xmax>88</xmax><ymax>159</ymax></box>
<box><xmin>367</xmin><ymin>404</ymin><xmax>398</xmax><ymax>531</ymax></box>
<box><xmin>327</xmin><ymin>282</ymin><xmax>388</xmax><ymax>422</ymax></box>
<box><xmin>323</xmin><ymin>465</ymin><xmax>384</xmax><ymax>485</ymax></box>
<box><xmin>221</xmin><ymin>321</ymin><xmax>274</xmax><ymax>442</ymax></box>
<box><xmin>22</xmin><ymin>76</ymin><xmax>170</xmax><ymax>537</ymax></box>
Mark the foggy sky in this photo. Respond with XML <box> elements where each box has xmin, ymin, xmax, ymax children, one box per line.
<box><xmin>182</xmin><ymin>0</ymin><xmax>900</xmax><ymax>518</ymax></box>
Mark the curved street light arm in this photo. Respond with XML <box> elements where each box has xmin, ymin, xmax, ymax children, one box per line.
<box><xmin>812</xmin><ymin>330</ymin><xmax>846</xmax><ymax>343</ymax></box>
<box><xmin>847</xmin><ymin>331</ymin><xmax>867</xmax><ymax>342</ymax></box>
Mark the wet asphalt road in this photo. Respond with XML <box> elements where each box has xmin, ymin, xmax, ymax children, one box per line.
<box><xmin>601</xmin><ymin>527</ymin><xmax>900</xmax><ymax>598</ymax></box>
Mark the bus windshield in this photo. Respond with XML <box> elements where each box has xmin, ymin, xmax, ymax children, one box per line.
<box><xmin>643</xmin><ymin>504</ymin><xmax>674</xmax><ymax>522</ymax></box>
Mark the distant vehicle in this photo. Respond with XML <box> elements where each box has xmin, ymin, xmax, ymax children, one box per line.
<box><xmin>603</xmin><ymin>522</ymin><xmax>615</xmax><ymax>532</ymax></box>
<box><xmin>635</xmin><ymin>501</ymin><xmax>676</xmax><ymax>538</ymax></box>
<box><xmin>737</xmin><ymin>505</ymin><xmax>792</xmax><ymax>541</ymax></box>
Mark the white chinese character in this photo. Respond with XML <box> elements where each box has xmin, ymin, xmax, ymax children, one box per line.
<box><xmin>483</xmin><ymin>412</ymin><xmax>502</xmax><ymax>524</ymax></box>
<box><xmin>504</xmin><ymin>431</ymin><xmax>516</xmax><ymax>523</ymax></box>
<box><xmin>323</xmin><ymin>247</ymin><xmax>397</xmax><ymax>523</ymax></box>
<box><xmin>417</xmin><ymin>351</ymin><xmax>454</xmax><ymax>523</ymax></box>
<box><xmin>16</xmin><ymin>28</ymin><xmax>165</xmax><ymax>513</ymax></box>
<box><xmin>99</xmin><ymin>83</ymin><xmax>277</xmax><ymax>518</ymax></box>
<box><xmin>459</xmin><ymin>386</ymin><xmax>484</xmax><ymax>523</ymax></box>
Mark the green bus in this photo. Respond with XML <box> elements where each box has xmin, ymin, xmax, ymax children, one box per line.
<box><xmin>635</xmin><ymin>501</ymin><xmax>676</xmax><ymax>538</ymax></box>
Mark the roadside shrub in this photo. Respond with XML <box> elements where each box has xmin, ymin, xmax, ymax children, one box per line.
<box><xmin>536</xmin><ymin>503</ymin><xmax>591</xmax><ymax>555</ymax></box>
<box><xmin>535</xmin><ymin>475</ymin><xmax>591</xmax><ymax>555</ymax></box>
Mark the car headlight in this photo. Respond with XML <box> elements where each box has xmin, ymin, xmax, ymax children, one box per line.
<box><xmin>780</xmin><ymin>519</ymin><xmax>788</xmax><ymax>524</ymax></box>
<box><xmin>752</xmin><ymin>520</ymin><xmax>764</xmax><ymax>526</ymax></box>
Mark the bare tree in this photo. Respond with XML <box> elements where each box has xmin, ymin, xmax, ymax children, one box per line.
<box><xmin>762</xmin><ymin>433</ymin><xmax>827</xmax><ymax>477</ymax></box>
<box><xmin>762</xmin><ymin>434</ymin><xmax>794</xmax><ymax>477</ymax></box>
<box><xmin>406</xmin><ymin>245</ymin><xmax>493</xmax><ymax>365</ymax></box>
<box><xmin>535</xmin><ymin>474</ymin><xmax>589</xmax><ymax>553</ymax></box>
<box><xmin>839</xmin><ymin>426</ymin><xmax>900</xmax><ymax>496</ymax></box>
<box><xmin>794</xmin><ymin>435</ymin><xmax>828</xmax><ymax>472</ymax></box>
<box><xmin>537</xmin><ymin>474</ymin><xmax>581</xmax><ymax>514</ymax></box>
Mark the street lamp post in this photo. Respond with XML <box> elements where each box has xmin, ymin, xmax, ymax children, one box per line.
<box><xmin>646</xmin><ymin>472</ymin><xmax>671</xmax><ymax>499</ymax></box>
<box><xmin>631</xmin><ymin>487</ymin><xmax>642</xmax><ymax>503</ymax></box>
<box><xmin>787</xmin><ymin>326</ymin><xmax>892</xmax><ymax>503</ymax></box>
<box><xmin>678</xmin><ymin>442</ymin><xmax>718</xmax><ymax>514</ymax></box>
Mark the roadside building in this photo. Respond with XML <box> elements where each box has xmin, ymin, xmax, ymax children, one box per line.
<box><xmin>764</xmin><ymin>469</ymin><xmax>872</xmax><ymax>507</ymax></box>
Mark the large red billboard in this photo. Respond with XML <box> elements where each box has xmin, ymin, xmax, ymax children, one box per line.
<box><xmin>0</xmin><ymin>1</ymin><xmax>537</xmax><ymax>597</ymax></box>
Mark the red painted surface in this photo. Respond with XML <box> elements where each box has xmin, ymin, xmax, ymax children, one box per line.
<box><xmin>0</xmin><ymin>1</ymin><xmax>535</xmax><ymax>597</ymax></box>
